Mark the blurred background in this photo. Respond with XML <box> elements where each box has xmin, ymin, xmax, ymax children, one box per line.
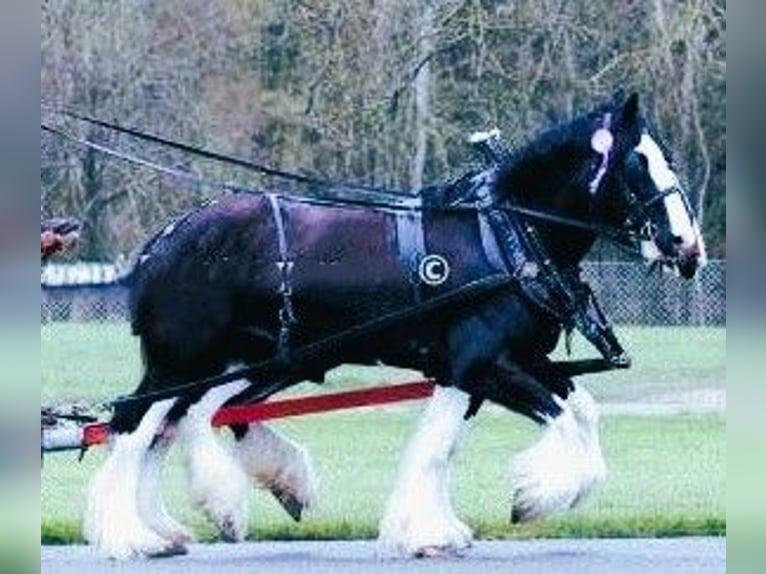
<box><xmin>40</xmin><ymin>0</ymin><xmax>725</xmax><ymax>261</ymax></box>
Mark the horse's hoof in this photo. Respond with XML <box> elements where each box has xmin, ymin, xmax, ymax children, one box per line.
<box><xmin>271</xmin><ymin>488</ymin><xmax>304</xmax><ymax>522</ymax></box>
<box><xmin>217</xmin><ymin>516</ymin><xmax>246</xmax><ymax>543</ymax></box>
<box><xmin>146</xmin><ymin>541</ymin><xmax>188</xmax><ymax>558</ymax></box>
<box><xmin>510</xmin><ymin>504</ymin><xmax>527</xmax><ymax>524</ymax></box>
<box><xmin>413</xmin><ymin>545</ymin><xmax>464</xmax><ymax>559</ymax></box>
<box><xmin>510</xmin><ymin>488</ymin><xmax>542</xmax><ymax>524</ymax></box>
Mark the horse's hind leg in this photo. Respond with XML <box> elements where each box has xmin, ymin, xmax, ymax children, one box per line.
<box><xmin>84</xmin><ymin>398</ymin><xmax>184</xmax><ymax>559</ymax></box>
<box><xmin>232</xmin><ymin>422</ymin><xmax>318</xmax><ymax>522</ymax></box>
<box><xmin>508</xmin><ymin>379</ymin><xmax>606</xmax><ymax>523</ymax></box>
<box><xmin>379</xmin><ymin>385</ymin><xmax>473</xmax><ymax>557</ymax></box>
<box><xmin>175</xmin><ymin>378</ymin><xmax>252</xmax><ymax>542</ymax></box>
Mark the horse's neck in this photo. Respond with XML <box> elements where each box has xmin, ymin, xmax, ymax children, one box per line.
<box><xmin>537</xmin><ymin>225</ymin><xmax>596</xmax><ymax>270</ymax></box>
<box><xmin>503</xmin><ymin>164</ymin><xmax>596</xmax><ymax>269</ymax></box>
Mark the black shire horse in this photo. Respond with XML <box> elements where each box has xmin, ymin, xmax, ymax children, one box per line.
<box><xmin>85</xmin><ymin>93</ymin><xmax>705</xmax><ymax>559</ymax></box>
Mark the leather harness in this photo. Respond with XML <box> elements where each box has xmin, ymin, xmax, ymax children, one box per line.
<box><xmin>266</xmin><ymin>130</ymin><xmax>630</xmax><ymax>369</ymax></box>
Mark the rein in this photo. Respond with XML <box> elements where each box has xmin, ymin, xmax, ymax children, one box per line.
<box><xmin>499</xmin><ymin>204</ymin><xmax>643</xmax><ymax>247</ymax></box>
<box><xmin>41</xmin><ymin>111</ymin><xmax>647</xmax><ymax>250</ymax></box>
<box><xmin>40</xmin><ymin>122</ymin><xmax>423</xmax><ymax>212</ymax></box>
<box><xmin>42</xmin><ymin>104</ymin><xmax>412</xmax><ymax>198</ymax></box>
<box><xmin>110</xmin><ymin>273</ymin><xmax>516</xmax><ymax>407</ymax></box>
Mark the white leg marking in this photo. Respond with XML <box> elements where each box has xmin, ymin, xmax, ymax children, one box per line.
<box><xmin>234</xmin><ymin>423</ymin><xmax>318</xmax><ymax>520</ymax></box>
<box><xmin>509</xmin><ymin>384</ymin><xmax>606</xmax><ymax>522</ymax></box>
<box><xmin>84</xmin><ymin>399</ymin><xmax>181</xmax><ymax>560</ymax></box>
<box><xmin>379</xmin><ymin>385</ymin><xmax>473</xmax><ymax>556</ymax></box>
<box><xmin>137</xmin><ymin>427</ymin><xmax>194</xmax><ymax>545</ymax></box>
<box><xmin>178</xmin><ymin>379</ymin><xmax>251</xmax><ymax>542</ymax></box>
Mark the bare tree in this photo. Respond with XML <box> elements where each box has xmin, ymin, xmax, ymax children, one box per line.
<box><xmin>41</xmin><ymin>0</ymin><xmax>726</xmax><ymax>259</ymax></box>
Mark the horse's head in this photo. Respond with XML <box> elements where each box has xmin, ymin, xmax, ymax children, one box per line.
<box><xmin>492</xmin><ymin>92</ymin><xmax>706</xmax><ymax>278</ymax></box>
<box><xmin>599</xmin><ymin>92</ymin><xmax>707</xmax><ymax>279</ymax></box>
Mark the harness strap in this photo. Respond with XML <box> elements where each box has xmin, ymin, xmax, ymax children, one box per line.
<box><xmin>267</xmin><ymin>194</ymin><xmax>296</xmax><ymax>355</ymax></box>
<box><xmin>474</xmin><ymin>175</ymin><xmax>541</xmax><ymax>281</ymax></box>
<box><xmin>395</xmin><ymin>208</ymin><xmax>426</xmax><ymax>300</ymax></box>
<box><xmin>478</xmin><ymin>212</ymin><xmax>508</xmax><ymax>274</ymax></box>
<box><xmin>468</xmin><ymin>131</ymin><xmax>629</xmax><ymax>367</ymax></box>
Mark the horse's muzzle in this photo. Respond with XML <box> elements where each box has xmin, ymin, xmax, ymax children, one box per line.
<box><xmin>677</xmin><ymin>242</ymin><xmax>702</xmax><ymax>279</ymax></box>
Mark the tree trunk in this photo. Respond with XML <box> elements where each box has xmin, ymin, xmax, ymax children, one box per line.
<box><xmin>410</xmin><ymin>1</ymin><xmax>434</xmax><ymax>192</ymax></box>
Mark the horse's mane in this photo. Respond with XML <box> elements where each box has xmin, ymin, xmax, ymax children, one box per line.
<box><xmin>493</xmin><ymin>104</ymin><xmax>612</xmax><ymax>201</ymax></box>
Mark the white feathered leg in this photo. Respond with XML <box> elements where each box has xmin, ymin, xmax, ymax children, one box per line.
<box><xmin>84</xmin><ymin>399</ymin><xmax>183</xmax><ymax>560</ymax></box>
<box><xmin>137</xmin><ymin>425</ymin><xmax>194</xmax><ymax>545</ymax></box>
<box><xmin>178</xmin><ymin>379</ymin><xmax>251</xmax><ymax>542</ymax></box>
<box><xmin>509</xmin><ymin>384</ymin><xmax>607</xmax><ymax>522</ymax></box>
<box><xmin>234</xmin><ymin>423</ymin><xmax>318</xmax><ymax>521</ymax></box>
<box><xmin>379</xmin><ymin>386</ymin><xmax>473</xmax><ymax>557</ymax></box>
<box><xmin>566</xmin><ymin>385</ymin><xmax>608</xmax><ymax>506</ymax></box>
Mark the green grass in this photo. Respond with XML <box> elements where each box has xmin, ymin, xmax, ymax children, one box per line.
<box><xmin>41</xmin><ymin>410</ymin><xmax>725</xmax><ymax>543</ymax></box>
<box><xmin>41</xmin><ymin>323</ymin><xmax>725</xmax><ymax>404</ymax></box>
<box><xmin>41</xmin><ymin>323</ymin><xmax>725</xmax><ymax>543</ymax></box>
<box><xmin>551</xmin><ymin>326</ymin><xmax>725</xmax><ymax>402</ymax></box>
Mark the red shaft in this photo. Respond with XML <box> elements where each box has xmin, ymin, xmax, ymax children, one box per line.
<box><xmin>79</xmin><ymin>380</ymin><xmax>435</xmax><ymax>447</ymax></box>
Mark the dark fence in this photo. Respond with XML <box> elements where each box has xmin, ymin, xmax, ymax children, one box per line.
<box><xmin>581</xmin><ymin>260</ymin><xmax>725</xmax><ymax>326</ymax></box>
<box><xmin>41</xmin><ymin>260</ymin><xmax>725</xmax><ymax>326</ymax></box>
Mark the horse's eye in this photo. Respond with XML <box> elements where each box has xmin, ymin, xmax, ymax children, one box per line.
<box><xmin>667</xmin><ymin>156</ymin><xmax>676</xmax><ymax>170</ymax></box>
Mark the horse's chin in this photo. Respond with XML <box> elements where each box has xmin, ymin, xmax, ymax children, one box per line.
<box><xmin>643</xmin><ymin>241</ymin><xmax>701</xmax><ymax>280</ymax></box>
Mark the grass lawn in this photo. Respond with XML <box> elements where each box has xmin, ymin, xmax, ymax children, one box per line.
<box><xmin>41</xmin><ymin>323</ymin><xmax>725</xmax><ymax>543</ymax></box>
<box><xmin>41</xmin><ymin>410</ymin><xmax>725</xmax><ymax>543</ymax></box>
<box><xmin>41</xmin><ymin>323</ymin><xmax>725</xmax><ymax>404</ymax></box>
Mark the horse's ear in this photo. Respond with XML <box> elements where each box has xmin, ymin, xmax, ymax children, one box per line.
<box><xmin>614</xmin><ymin>92</ymin><xmax>641</xmax><ymax>144</ymax></box>
<box><xmin>622</xmin><ymin>92</ymin><xmax>640</xmax><ymax>122</ymax></box>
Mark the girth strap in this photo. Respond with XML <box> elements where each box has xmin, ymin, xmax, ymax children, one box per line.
<box><xmin>267</xmin><ymin>194</ymin><xmax>296</xmax><ymax>355</ymax></box>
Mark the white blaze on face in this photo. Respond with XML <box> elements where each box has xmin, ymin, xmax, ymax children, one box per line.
<box><xmin>634</xmin><ymin>133</ymin><xmax>699</xmax><ymax>250</ymax></box>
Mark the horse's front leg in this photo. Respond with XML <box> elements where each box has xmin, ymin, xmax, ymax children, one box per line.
<box><xmin>508</xmin><ymin>377</ymin><xmax>607</xmax><ymax>523</ymax></box>
<box><xmin>378</xmin><ymin>385</ymin><xmax>473</xmax><ymax>557</ymax></box>
<box><xmin>482</xmin><ymin>354</ymin><xmax>607</xmax><ymax>523</ymax></box>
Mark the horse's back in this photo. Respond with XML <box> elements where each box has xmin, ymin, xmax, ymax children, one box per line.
<box><xmin>125</xmin><ymin>192</ymin><xmax>518</xmax><ymax>386</ymax></box>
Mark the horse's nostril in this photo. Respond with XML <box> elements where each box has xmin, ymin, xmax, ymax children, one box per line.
<box><xmin>679</xmin><ymin>241</ymin><xmax>700</xmax><ymax>260</ymax></box>
<box><xmin>672</xmin><ymin>235</ymin><xmax>683</xmax><ymax>245</ymax></box>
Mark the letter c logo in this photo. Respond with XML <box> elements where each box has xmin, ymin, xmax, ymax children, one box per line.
<box><xmin>418</xmin><ymin>254</ymin><xmax>450</xmax><ymax>286</ymax></box>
